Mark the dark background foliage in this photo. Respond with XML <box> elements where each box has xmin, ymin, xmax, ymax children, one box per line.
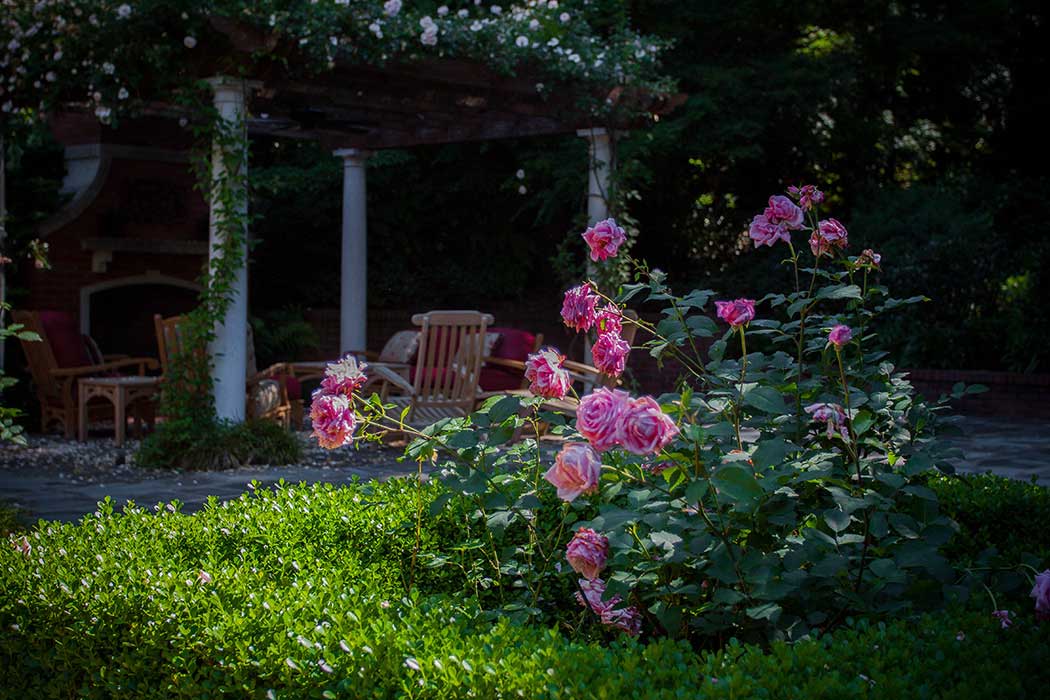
<box><xmin>7</xmin><ymin>0</ymin><xmax>1049</xmax><ymax>371</ymax></box>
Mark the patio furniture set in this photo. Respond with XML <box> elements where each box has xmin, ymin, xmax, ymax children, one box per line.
<box><xmin>12</xmin><ymin>309</ymin><xmax>630</xmax><ymax>447</ymax></box>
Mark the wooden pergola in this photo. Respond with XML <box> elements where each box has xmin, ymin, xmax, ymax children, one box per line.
<box><xmin>7</xmin><ymin>19</ymin><xmax>682</xmax><ymax>421</ymax></box>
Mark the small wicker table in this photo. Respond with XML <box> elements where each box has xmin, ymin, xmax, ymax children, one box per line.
<box><xmin>77</xmin><ymin>376</ymin><xmax>160</xmax><ymax>447</ymax></box>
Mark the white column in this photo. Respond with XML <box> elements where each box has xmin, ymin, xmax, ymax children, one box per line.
<box><xmin>577</xmin><ymin>127</ymin><xmax>613</xmax><ymax>226</ymax></box>
<box><xmin>334</xmin><ymin>148</ymin><xmax>370</xmax><ymax>355</ymax></box>
<box><xmin>0</xmin><ymin>132</ymin><xmax>7</xmax><ymax>372</ymax></box>
<box><xmin>577</xmin><ymin>128</ymin><xmax>614</xmax><ymax>364</ymax></box>
<box><xmin>206</xmin><ymin>76</ymin><xmax>256</xmax><ymax>421</ymax></box>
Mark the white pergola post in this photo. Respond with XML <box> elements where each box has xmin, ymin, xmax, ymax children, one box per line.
<box><xmin>577</xmin><ymin>128</ymin><xmax>614</xmax><ymax>363</ymax></box>
<box><xmin>577</xmin><ymin>127</ymin><xmax>613</xmax><ymax>227</ymax></box>
<box><xmin>334</xmin><ymin>148</ymin><xmax>370</xmax><ymax>355</ymax></box>
<box><xmin>0</xmin><ymin>132</ymin><xmax>7</xmax><ymax>372</ymax></box>
<box><xmin>206</xmin><ymin>76</ymin><xmax>255</xmax><ymax>421</ymax></box>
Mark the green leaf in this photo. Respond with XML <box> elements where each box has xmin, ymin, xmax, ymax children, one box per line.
<box><xmin>685</xmin><ymin>480</ymin><xmax>708</xmax><ymax>505</ymax></box>
<box><xmin>824</xmin><ymin>509</ymin><xmax>851</xmax><ymax>533</ymax></box>
<box><xmin>745</xmin><ymin>602</ymin><xmax>782</xmax><ymax>621</ymax></box>
<box><xmin>752</xmin><ymin>437</ymin><xmax>795</xmax><ymax>469</ymax></box>
<box><xmin>712</xmin><ymin>464</ymin><xmax>763</xmax><ymax>504</ymax></box>
<box><xmin>743</xmin><ymin>386</ymin><xmax>789</xmax><ymax>414</ymax></box>
<box><xmin>815</xmin><ymin>284</ymin><xmax>862</xmax><ymax>301</ymax></box>
<box><xmin>488</xmin><ymin>395</ymin><xmax>521</xmax><ymax>424</ymax></box>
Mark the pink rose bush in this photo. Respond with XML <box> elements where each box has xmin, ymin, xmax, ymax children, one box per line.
<box><xmin>810</xmin><ymin>218</ymin><xmax>849</xmax><ymax>256</ymax></box>
<box><xmin>618</xmin><ymin>396</ymin><xmax>679</xmax><ymax>456</ymax></box>
<box><xmin>310</xmin><ymin>393</ymin><xmax>357</xmax><ymax>449</ymax></box>
<box><xmin>544</xmin><ymin>442</ymin><xmax>602</xmax><ymax>501</ymax></box>
<box><xmin>857</xmin><ymin>248</ymin><xmax>882</xmax><ymax>269</ymax></box>
<box><xmin>715</xmin><ymin>298</ymin><xmax>756</xmax><ymax>328</ymax></box>
<box><xmin>592</xmin><ymin>331</ymin><xmax>631</xmax><ymax>377</ymax></box>
<box><xmin>805</xmin><ymin>402</ymin><xmax>849</xmax><ymax>440</ymax></box>
<box><xmin>828</xmin><ymin>324</ymin><xmax>852</xmax><ymax>348</ymax></box>
<box><xmin>1032</xmin><ymin>569</ymin><xmax>1050</xmax><ymax>621</ymax></box>
<box><xmin>576</xmin><ymin>388</ymin><xmax>629</xmax><ymax>451</ymax></box>
<box><xmin>319</xmin><ymin>355</ymin><xmax>368</xmax><ymax>396</ymax></box>
<box><xmin>566</xmin><ymin>528</ymin><xmax>609</xmax><ymax>580</ymax></box>
<box><xmin>787</xmin><ymin>184</ymin><xmax>824</xmax><ymax>210</ymax></box>
<box><xmin>582</xmin><ymin>218</ymin><xmax>627</xmax><ymax>261</ymax></box>
<box><xmin>764</xmin><ymin>195</ymin><xmax>805</xmax><ymax>229</ymax></box>
<box><xmin>413</xmin><ymin>184</ymin><xmax>979</xmax><ymax>642</ymax></box>
<box><xmin>561</xmin><ymin>284</ymin><xmax>599</xmax><ymax>332</ymax></box>
<box><xmin>575</xmin><ymin>578</ymin><xmax>643</xmax><ymax>636</ymax></box>
<box><xmin>524</xmin><ymin>347</ymin><xmax>572</xmax><ymax>399</ymax></box>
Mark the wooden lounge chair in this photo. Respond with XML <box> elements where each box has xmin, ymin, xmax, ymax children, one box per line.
<box><xmin>153</xmin><ymin>314</ymin><xmax>298</xmax><ymax>427</ymax></box>
<box><xmin>12</xmin><ymin>310</ymin><xmax>158</xmax><ymax>438</ymax></box>
<box><xmin>370</xmin><ymin>310</ymin><xmax>494</xmax><ymax>429</ymax></box>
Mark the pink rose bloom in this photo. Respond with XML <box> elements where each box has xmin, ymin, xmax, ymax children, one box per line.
<box><xmin>810</xmin><ymin>218</ymin><xmax>849</xmax><ymax>257</ymax></box>
<box><xmin>1031</xmin><ymin>569</ymin><xmax>1050</xmax><ymax>620</ymax></box>
<box><xmin>804</xmin><ymin>402</ymin><xmax>848</xmax><ymax>440</ymax></box>
<box><xmin>601</xmin><ymin>605</ymin><xmax>643</xmax><ymax>636</ymax></box>
<box><xmin>574</xmin><ymin>579</ymin><xmax>642</xmax><ymax>635</ymax></box>
<box><xmin>561</xmin><ymin>284</ymin><xmax>599</xmax><ymax>332</ymax></box>
<box><xmin>320</xmin><ymin>355</ymin><xmax>368</xmax><ymax>396</ymax></box>
<box><xmin>197</xmin><ymin>570</ymin><xmax>214</xmax><ymax>585</ymax></box>
<box><xmin>828</xmin><ymin>324</ymin><xmax>853</xmax><ymax>348</ymax></box>
<box><xmin>575</xmin><ymin>577</ymin><xmax>614</xmax><ymax>614</ymax></box>
<box><xmin>310</xmin><ymin>393</ymin><xmax>357</xmax><ymax>449</ymax></box>
<box><xmin>748</xmin><ymin>214</ymin><xmax>789</xmax><ymax>247</ymax></box>
<box><xmin>576</xmin><ymin>388</ymin><xmax>629</xmax><ymax>451</ymax></box>
<box><xmin>619</xmin><ymin>395</ymin><xmax>679</xmax><ymax>456</ymax></box>
<box><xmin>544</xmin><ymin>442</ymin><xmax>602</xmax><ymax>501</ymax></box>
<box><xmin>992</xmin><ymin>610</ymin><xmax>1012</xmax><ymax>629</ymax></box>
<box><xmin>524</xmin><ymin>347</ymin><xmax>572</xmax><ymax>399</ymax></box>
<box><xmin>764</xmin><ymin>195</ymin><xmax>805</xmax><ymax>229</ymax></box>
<box><xmin>566</xmin><ymin>528</ymin><xmax>609</xmax><ymax>580</ymax></box>
<box><xmin>592</xmin><ymin>330</ymin><xmax>630</xmax><ymax>377</ymax></box>
<box><xmin>582</xmin><ymin>218</ymin><xmax>627</xmax><ymax>262</ymax></box>
<box><xmin>787</xmin><ymin>184</ymin><xmax>825</xmax><ymax>211</ymax></box>
<box><xmin>715</xmin><ymin>298</ymin><xmax>756</xmax><ymax>328</ymax></box>
<box><xmin>12</xmin><ymin>535</ymin><xmax>31</xmax><ymax>557</ymax></box>
<box><xmin>596</xmin><ymin>305</ymin><xmax>623</xmax><ymax>336</ymax></box>
<box><xmin>857</xmin><ymin>249</ymin><xmax>882</xmax><ymax>269</ymax></box>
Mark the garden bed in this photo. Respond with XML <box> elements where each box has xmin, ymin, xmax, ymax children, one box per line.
<box><xmin>2</xmin><ymin>474</ymin><xmax>1048</xmax><ymax>699</ymax></box>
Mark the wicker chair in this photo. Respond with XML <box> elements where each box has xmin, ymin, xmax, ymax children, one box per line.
<box><xmin>12</xmin><ymin>310</ymin><xmax>158</xmax><ymax>438</ymax></box>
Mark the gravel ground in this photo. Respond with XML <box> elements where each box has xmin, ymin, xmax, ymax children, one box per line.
<box><xmin>0</xmin><ymin>431</ymin><xmax>405</xmax><ymax>485</ymax></box>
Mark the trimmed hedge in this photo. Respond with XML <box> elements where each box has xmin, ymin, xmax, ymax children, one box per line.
<box><xmin>929</xmin><ymin>473</ymin><xmax>1050</xmax><ymax>563</ymax></box>
<box><xmin>2</xmin><ymin>476</ymin><xmax>1048</xmax><ymax>698</ymax></box>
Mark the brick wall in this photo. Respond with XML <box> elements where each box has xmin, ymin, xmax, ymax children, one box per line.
<box><xmin>904</xmin><ymin>369</ymin><xmax>1050</xmax><ymax>419</ymax></box>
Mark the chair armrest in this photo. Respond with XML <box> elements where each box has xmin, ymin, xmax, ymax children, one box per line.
<box><xmin>370</xmin><ymin>363</ymin><xmax>414</xmax><ymax>395</ymax></box>
<box><xmin>50</xmin><ymin>357</ymin><xmax>159</xmax><ymax>378</ymax></box>
<box><xmin>483</xmin><ymin>357</ymin><xmax>527</xmax><ymax>372</ymax></box>
<box><xmin>102</xmin><ymin>353</ymin><xmax>130</xmax><ymax>362</ymax></box>
<box><xmin>250</xmin><ymin>362</ymin><xmax>293</xmax><ymax>382</ymax></box>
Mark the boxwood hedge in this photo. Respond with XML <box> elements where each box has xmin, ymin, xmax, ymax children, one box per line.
<box><xmin>2</xmin><ymin>476</ymin><xmax>1047</xmax><ymax>698</ymax></box>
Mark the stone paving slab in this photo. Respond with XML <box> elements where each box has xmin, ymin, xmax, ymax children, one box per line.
<box><xmin>0</xmin><ymin>416</ymin><xmax>1046</xmax><ymax>524</ymax></box>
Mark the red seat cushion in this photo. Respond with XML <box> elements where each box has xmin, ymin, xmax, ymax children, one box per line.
<box><xmin>280</xmin><ymin>374</ymin><xmax>302</xmax><ymax>401</ymax></box>
<box><xmin>39</xmin><ymin>311</ymin><xmax>92</xmax><ymax>368</ymax></box>
<box><xmin>479</xmin><ymin>366</ymin><xmax>523</xmax><ymax>392</ymax></box>
<box><xmin>489</xmin><ymin>327</ymin><xmax>536</xmax><ymax>361</ymax></box>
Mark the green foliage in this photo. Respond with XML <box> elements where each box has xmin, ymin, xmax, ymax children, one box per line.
<box><xmin>250</xmin><ymin>307</ymin><xmax>320</xmax><ymax>366</ymax></box>
<box><xmin>413</xmin><ymin>200</ymin><xmax>970</xmax><ymax>643</ymax></box>
<box><xmin>135</xmin><ymin>418</ymin><xmax>302</xmax><ymax>471</ymax></box>
<box><xmin>2</xmin><ymin>479</ymin><xmax>1048</xmax><ymax>699</ymax></box>
<box><xmin>929</xmin><ymin>473</ymin><xmax>1050</xmax><ymax>564</ymax></box>
<box><xmin>0</xmin><ymin>500</ymin><xmax>23</xmax><ymax>536</ymax></box>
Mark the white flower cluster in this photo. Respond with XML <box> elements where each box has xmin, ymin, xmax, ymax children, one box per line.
<box><xmin>0</xmin><ymin>0</ymin><xmax>666</xmax><ymax>126</ymax></box>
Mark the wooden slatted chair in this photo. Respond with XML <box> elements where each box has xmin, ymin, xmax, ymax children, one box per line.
<box><xmin>153</xmin><ymin>314</ymin><xmax>296</xmax><ymax>426</ymax></box>
<box><xmin>370</xmin><ymin>310</ymin><xmax>494</xmax><ymax>429</ymax></box>
<box><xmin>12</xmin><ymin>310</ymin><xmax>158</xmax><ymax>438</ymax></box>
